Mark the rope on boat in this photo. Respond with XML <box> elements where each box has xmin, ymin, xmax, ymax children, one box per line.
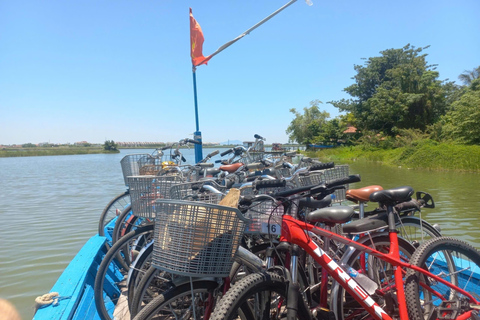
<box><xmin>34</xmin><ymin>292</ymin><xmax>71</xmax><ymax>310</ymax></box>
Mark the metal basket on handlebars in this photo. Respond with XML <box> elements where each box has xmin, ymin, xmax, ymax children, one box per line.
<box><xmin>127</xmin><ymin>175</ymin><xmax>184</xmax><ymax>218</ymax></box>
<box><xmin>243</xmin><ymin>183</ymin><xmax>296</xmax><ymax>236</ymax></box>
<box><xmin>243</xmin><ymin>200</ymin><xmax>284</xmax><ymax>236</ymax></box>
<box><xmin>121</xmin><ymin>154</ymin><xmax>161</xmax><ymax>186</ymax></box>
<box><xmin>297</xmin><ymin>165</ymin><xmax>349</xmax><ymax>203</ymax></box>
<box><xmin>169</xmin><ymin>181</ymin><xmax>227</xmax><ymax>204</ymax></box>
<box><xmin>152</xmin><ymin>200</ymin><xmax>248</xmax><ymax>277</ymax></box>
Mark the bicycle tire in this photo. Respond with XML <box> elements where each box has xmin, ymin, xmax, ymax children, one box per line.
<box><xmin>396</xmin><ymin>216</ymin><xmax>441</xmax><ymax>247</ymax></box>
<box><xmin>127</xmin><ymin>242</ymin><xmax>153</xmax><ymax>310</ymax></box>
<box><xmin>210</xmin><ymin>271</ymin><xmax>312</xmax><ymax>320</ymax></box>
<box><xmin>405</xmin><ymin>236</ymin><xmax>480</xmax><ymax>320</ymax></box>
<box><xmin>130</xmin><ymin>266</ymin><xmax>177</xmax><ymax>317</ymax></box>
<box><xmin>98</xmin><ymin>191</ymin><xmax>130</xmax><ymax>237</ymax></box>
<box><xmin>111</xmin><ymin>204</ymin><xmax>134</xmax><ymax>244</ymax></box>
<box><xmin>332</xmin><ymin>235</ymin><xmax>416</xmax><ymax>320</ymax></box>
<box><xmin>132</xmin><ymin>280</ymin><xmax>219</xmax><ymax>320</ymax></box>
<box><xmin>94</xmin><ymin>224</ymin><xmax>154</xmax><ymax>320</ymax></box>
<box><xmin>130</xmin><ymin>242</ymin><xmax>272</xmax><ymax>318</ymax></box>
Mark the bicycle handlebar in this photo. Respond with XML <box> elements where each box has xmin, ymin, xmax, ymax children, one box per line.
<box><xmin>186</xmin><ymin>138</ymin><xmax>200</xmax><ymax>144</ymax></box>
<box><xmin>161</xmin><ymin>144</ymin><xmax>174</xmax><ymax>150</ymax></box>
<box><xmin>208</xmin><ymin>150</ymin><xmax>220</xmax><ymax>157</ymax></box>
<box><xmin>254</xmin><ymin>179</ymin><xmax>287</xmax><ymax>190</ymax></box>
<box><xmin>274</xmin><ymin>174</ymin><xmax>361</xmax><ymax>199</ymax></box>
<box><xmin>254</xmin><ymin>134</ymin><xmax>265</xmax><ymax>140</ymax></box>
<box><xmin>308</xmin><ymin>162</ymin><xmax>335</xmax><ymax>171</ymax></box>
<box><xmin>220</xmin><ymin>149</ymin><xmax>233</xmax><ymax>157</ymax></box>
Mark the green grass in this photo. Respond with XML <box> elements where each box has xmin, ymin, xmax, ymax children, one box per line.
<box><xmin>0</xmin><ymin>147</ymin><xmax>119</xmax><ymax>157</ymax></box>
<box><xmin>310</xmin><ymin>142</ymin><xmax>480</xmax><ymax>172</ymax></box>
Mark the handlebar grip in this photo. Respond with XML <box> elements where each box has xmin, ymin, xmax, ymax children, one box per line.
<box><xmin>187</xmin><ymin>139</ymin><xmax>200</xmax><ymax>144</ymax></box>
<box><xmin>208</xmin><ymin>150</ymin><xmax>220</xmax><ymax>157</ymax></box>
<box><xmin>181</xmin><ymin>156</ymin><xmax>187</xmax><ymax>162</ymax></box>
<box><xmin>161</xmin><ymin>145</ymin><xmax>173</xmax><ymax>150</ymax></box>
<box><xmin>325</xmin><ymin>174</ymin><xmax>361</xmax><ymax>188</ymax></box>
<box><xmin>254</xmin><ymin>179</ymin><xmax>286</xmax><ymax>190</ymax></box>
<box><xmin>308</xmin><ymin>162</ymin><xmax>335</xmax><ymax>171</ymax></box>
<box><xmin>220</xmin><ymin>149</ymin><xmax>233</xmax><ymax>157</ymax></box>
<box><xmin>395</xmin><ymin>199</ymin><xmax>421</xmax><ymax>212</ymax></box>
<box><xmin>254</xmin><ymin>134</ymin><xmax>265</xmax><ymax>140</ymax></box>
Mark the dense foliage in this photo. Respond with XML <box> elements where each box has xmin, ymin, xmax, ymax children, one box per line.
<box><xmin>103</xmin><ymin>140</ymin><xmax>119</xmax><ymax>152</ymax></box>
<box><xmin>286</xmin><ymin>44</ymin><xmax>479</xmax><ymax>147</ymax></box>
<box><xmin>441</xmin><ymin>79</ymin><xmax>480</xmax><ymax>144</ymax></box>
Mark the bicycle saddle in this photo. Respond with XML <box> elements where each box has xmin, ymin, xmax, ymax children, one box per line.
<box><xmin>346</xmin><ymin>185</ymin><xmax>383</xmax><ymax>202</ymax></box>
<box><xmin>306</xmin><ymin>206</ymin><xmax>355</xmax><ymax>226</ymax></box>
<box><xmin>369</xmin><ymin>186</ymin><xmax>414</xmax><ymax>205</ymax></box>
<box><xmin>219</xmin><ymin>163</ymin><xmax>243</xmax><ymax>173</ymax></box>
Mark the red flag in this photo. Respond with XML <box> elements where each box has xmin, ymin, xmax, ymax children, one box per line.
<box><xmin>190</xmin><ymin>8</ymin><xmax>211</xmax><ymax>66</ymax></box>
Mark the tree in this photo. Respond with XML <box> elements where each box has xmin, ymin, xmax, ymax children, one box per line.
<box><xmin>314</xmin><ymin>118</ymin><xmax>349</xmax><ymax>145</ymax></box>
<box><xmin>286</xmin><ymin>100</ymin><xmax>330</xmax><ymax>145</ymax></box>
<box><xmin>458</xmin><ymin>66</ymin><xmax>480</xmax><ymax>86</ymax></box>
<box><xmin>103</xmin><ymin>140</ymin><xmax>118</xmax><ymax>151</ymax></box>
<box><xmin>441</xmin><ymin>79</ymin><xmax>480</xmax><ymax>144</ymax></box>
<box><xmin>330</xmin><ymin>44</ymin><xmax>446</xmax><ymax>136</ymax></box>
<box><xmin>22</xmin><ymin>143</ymin><xmax>36</xmax><ymax>148</ymax></box>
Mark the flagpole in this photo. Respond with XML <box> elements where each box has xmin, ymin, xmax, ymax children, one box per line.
<box><xmin>190</xmin><ymin>0</ymin><xmax>302</xmax><ymax>163</ymax></box>
<box><xmin>192</xmin><ymin>66</ymin><xmax>203</xmax><ymax>162</ymax></box>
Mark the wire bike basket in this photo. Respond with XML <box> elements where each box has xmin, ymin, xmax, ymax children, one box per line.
<box><xmin>243</xmin><ymin>182</ymin><xmax>295</xmax><ymax>236</ymax></box>
<box><xmin>297</xmin><ymin>165</ymin><xmax>350</xmax><ymax>203</ymax></box>
<box><xmin>152</xmin><ymin>200</ymin><xmax>248</xmax><ymax>277</ymax></box>
<box><xmin>127</xmin><ymin>175</ymin><xmax>184</xmax><ymax>218</ymax></box>
<box><xmin>120</xmin><ymin>154</ymin><xmax>158</xmax><ymax>186</ymax></box>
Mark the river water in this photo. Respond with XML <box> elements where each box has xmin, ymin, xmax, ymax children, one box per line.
<box><xmin>0</xmin><ymin>149</ymin><xmax>479</xmax><ymax>319</ymax></box>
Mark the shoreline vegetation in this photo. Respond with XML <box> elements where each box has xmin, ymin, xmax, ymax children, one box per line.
<box><xmin>0</xmin><ymin>146</ymin><xmax>120</xmax><ymax>157</ymax></box>
<box><xmin>309</xmin><ymin>142</ymin><xmax>480</xmax><ymax>172</ymax></box>
<box><xmin>2</xmin><ymin>141</ymin><xmax>479</xmax><ymax>173</ymax></box>
<box><xmin>0</xmin><ymin>144</ymin><xmax>289</xmax><ymax>158</ymax></box>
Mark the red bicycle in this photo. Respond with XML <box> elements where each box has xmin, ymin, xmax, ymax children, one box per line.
<box><xmin>211</xmin><ymin>176</ymin><xmax>480</xmax><ymax>320</ymax></box>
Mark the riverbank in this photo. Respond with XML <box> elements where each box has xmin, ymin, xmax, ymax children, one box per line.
<box><xmin>0</xmin><ymin>147</ymin><xmax>119</xmax><ymax>157</ymax></box>
<box><xmin>310</xmin><ymin>141</ymin><xmax>480</xmax><ymax>172</ymax></box>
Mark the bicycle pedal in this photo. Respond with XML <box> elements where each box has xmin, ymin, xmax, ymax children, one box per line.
<box><xmin>470</xmin><ymin>310</ymin><xmax>480</xmax><ymax>320</ymax></box>
<box><xmin>430</xmin><ymin>300</ymin><xmax>469</xmax><ymax>320</ymax></box>
<box><xmin>384</xmin><ymin>292</ymin><xmax>398</xmax><ymax>314</ymax></box>
<box><xmin>312</xmin><ymin>307</ymin><xmax>335</xmax><ymax>320</ymax></box>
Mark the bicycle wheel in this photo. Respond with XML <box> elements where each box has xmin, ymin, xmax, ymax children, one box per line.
<box><xmin>94</xmin><ymin>224</ymin><xmax>154</xmax><ymax>320</ymax></box>
<box><xmin>112</xmin><ymin>205</ymin><xmax>153</xmax><ymax>244</ymax></box>
<box><xmin>132</xmin><ymin>280</ymin><xmax>219</xmax><ymax>320</ymax></box>
<box><xmin>130</xmin><ymin>266</ymin><xmax>178</xmax><ymax>317</ymax></box>
<box><xmin>405</xmin><ymin>236</ymin><xmax>480</xmax><ymax>320</ymax></box>
<box><xmin>332</xmin><ymin>235</ymin><xmax>416</xmax><ymax>320</ymax></box>
<box><xmin>127</xmin><ymin>242</ymin><xmax>153</xmax><ymax>309</ymax></box>
<box><xmin>210</xmin><ymin>271</ymin><xmax>312</xmax><ymax>320</ymax></box>
<box><xmin>396</xmin><ymin>216</ymin><xmax>441</xmax><ymax>247</ymax></box>
<box><xmin>131</xmin><ymin>242</ymin><xmax>271</xmax><ymax>318</ymax></box>
<box><xmin>98</xmin><ymin>191</ymin><xmax>130</xmax><ymax>237</ymax></box>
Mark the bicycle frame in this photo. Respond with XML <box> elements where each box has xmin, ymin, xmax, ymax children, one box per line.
<box><xmin>280</xmin><ymin>214</ymin><xmax>479</xmax><ymax>320</ymax></box>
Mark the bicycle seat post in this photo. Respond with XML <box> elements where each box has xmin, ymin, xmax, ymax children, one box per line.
<box><xmin>369</xmin><ymin>186</ymin><xmax>415</xmax><ymax>320</ymax></box>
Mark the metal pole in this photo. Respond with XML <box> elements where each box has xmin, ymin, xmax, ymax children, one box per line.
<box><xmin>195</xmin><ymin>0</ymin><xmax>298</xmax><ymax>66</ymax></box>
<box><xmin>191</xmin><ymin>0</ymin><xmax>301</xmax><ymax>162</ymax></box>
<box><xmin>192</xmin><ymin>67</ymin><xmax>203</xmax><ymax>163</ymax></box>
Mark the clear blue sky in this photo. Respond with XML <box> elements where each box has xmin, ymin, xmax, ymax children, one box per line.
<box><xmin>1</xmin><ymin>0</ymin><xmax>479</xmax><ymax>145</ymax></box>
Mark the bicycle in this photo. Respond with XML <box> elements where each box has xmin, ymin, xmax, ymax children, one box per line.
<box><xmin>130</xmin><ymin>193</ymin><xmax>270</xmax><ymax>320</ymax></box>
<box><xmin>210</xmin><ymin>178</ymin><xmax>480</xmax><ymax>320</ymax></box>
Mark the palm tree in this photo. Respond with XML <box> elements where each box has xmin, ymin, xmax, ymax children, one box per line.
<box><xmin>458</xmin><ymin>66</ymin><xmax>480</xmax><ymax>86</ymax></box>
